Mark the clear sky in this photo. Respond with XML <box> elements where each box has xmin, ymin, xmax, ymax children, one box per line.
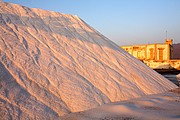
<box><xmin>3</xmin><ymin>0</ymin><xmax>180</xmax><ymax>45</ymax></box>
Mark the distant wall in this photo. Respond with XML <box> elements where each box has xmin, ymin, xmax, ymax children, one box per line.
<box><xmin>121</xmin><ymin>40</ymin><xmax>180</xmax><ymax>70</ymax></box>
<box><xmin>121</xmin><ymin>41</ymin><xmax>172</xmax><ymax>61</ymax></box>
<box><xmin>172</xmin><ymin>43</ymin><xmax>180</xmax><ymax>59</ymax></box>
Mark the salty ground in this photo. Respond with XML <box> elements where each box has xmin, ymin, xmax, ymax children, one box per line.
<box><xmin>62</xmin><ymin>87</ymin><xmax>180</xmax><ymax>120</ymax></box>
<box><xmin>162</xmin><ymin>73</ymin><xmax>180</xmax><ymax>86</ymax></box>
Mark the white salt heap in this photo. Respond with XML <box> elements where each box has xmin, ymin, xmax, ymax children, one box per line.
<box><xmin>177</xmin><ymin>74</ymin><xmax>180</xmax><ymax>78</ymax></box>
<box><xmin>0</xmin><ymin>1</ymin><xmax>177</xmax><ymax>119</ymax></box>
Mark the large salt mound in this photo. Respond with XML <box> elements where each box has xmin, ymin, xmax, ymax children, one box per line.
<box><xmin>0</xmin><ymin>1</ymin><xmax>177</xmax><ymax>119</ymax></box>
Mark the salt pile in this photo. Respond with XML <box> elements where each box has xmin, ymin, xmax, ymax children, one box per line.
<box><xmin>177</xmin><ymin>74</ymin><xmax>180</xmax><ymax>78</ymax></box>
<box><xmin>0</xmin><ymin>1</ymin><xmax>177</xmax><ymax>119</ymax></box>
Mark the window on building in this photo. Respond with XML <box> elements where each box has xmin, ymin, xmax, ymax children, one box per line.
<box><xmin>158</xmin><ymin>48</ymin><xmax>164</xmax><ymax>61</ymax></box>
<box><xmin>149</xmin><ymin>48</ymin><xmax>154</xmax><ymax>59</ymax></box>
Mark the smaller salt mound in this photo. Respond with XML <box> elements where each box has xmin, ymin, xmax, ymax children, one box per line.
<box><xmin>177</xmin><ymin>74</ymin><xmax>180</xmax><ymax>77</ymax></box>
<box><xmin>62</xmin><ymin>91</ymin><xmax>180</xmax><ymax>120</ymax></box>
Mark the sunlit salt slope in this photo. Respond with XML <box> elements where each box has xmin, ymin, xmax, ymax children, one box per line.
<box><xmin>0</xmin><ymin>1</ymin><xmax>177</xmax><ymax>119</ymax></box>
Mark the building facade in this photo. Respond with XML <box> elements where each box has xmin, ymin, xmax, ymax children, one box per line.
<box><xmin>121</xmin><ymin>39</ymin><xmax>180</xmax><ymax>71</ymax></box>
<box><xmin>121</xmin><ymin>39</ymin><xmax>173</xmax><ymax>61</ymax></box>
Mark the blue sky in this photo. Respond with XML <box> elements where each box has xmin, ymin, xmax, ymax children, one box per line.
<box><xmin>3</xmin><ymin>0</ymin><xmax>180</xmax><ymax>45</ymax></box>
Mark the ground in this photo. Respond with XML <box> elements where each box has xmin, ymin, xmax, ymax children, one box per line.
<box><xmin>62</xmin><ymin>88</ymin><xmax>180</xmax><ymax>120</ymax></box>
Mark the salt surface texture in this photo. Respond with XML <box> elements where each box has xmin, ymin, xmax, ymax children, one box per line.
<box><xmin>62</xmin><ymin>90</ymin><xmax>180</xmax><ymax>120</ymax></box>
<box><xmin>0</xmin><ymin>1</ymin><xmax>177</xmax><ymax>119</ymax></box>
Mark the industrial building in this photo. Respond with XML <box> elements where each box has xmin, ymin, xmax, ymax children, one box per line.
<box><xmin>121</xmin><ymin>39</ymin><xmax>180</xmax><ymax>71</ymax></box>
